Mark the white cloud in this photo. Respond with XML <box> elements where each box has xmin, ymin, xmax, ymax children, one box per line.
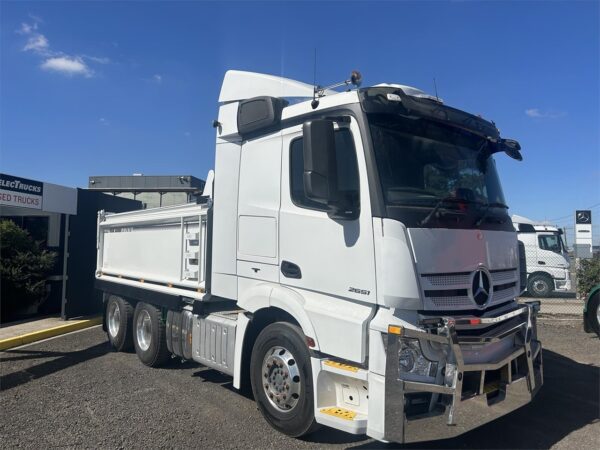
<box><xmin>83</xmin><ymin>55</ymin><xmax>110</xmax><ymax>64</ymax></box>
<box><xmin>23</xmin><ymin>34</ymin><xmax>49</xmax><ymax>53</ymax></box>
<box><xmin>525</xmin><ymin>108</ymin><xmax>566</xmax><ymax>119</ymax></box>
<box><xmin>41</xmin><ymin>56</ymin><xmax>93</xmax><ymax>77</ymax></box>
<box><xmin>153</xmin><ymin>74</ymin><xmax>162</xmax><ymax>83</ymax></box>
<box><xmin>17</xmin><ymin>22</ymin><xmax>37</xmax><ymax>35</ymax></box>
<box><xmin>16</xmin><ymin>16</ymin><xmax>107</xmax><ymax>79</ymax></box>
<box><xmin>99</xmin><ymin>118</ymin><xmax>110</xmax><ymax>126</ymax></box>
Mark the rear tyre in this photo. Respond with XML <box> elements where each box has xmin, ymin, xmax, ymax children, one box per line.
<box><xmin>587</xmin><ymin>293</ymin><xmax>600</xmax><ymax>337</ymax></box>
<box><xmin>106</xmin><ymin>295</ymin><xmax>133</xmax><ymax>352</ymax></box>
<box><xmin>527</xmin><ymin>274</ymin><xmax>553</xmax><ymax>297</ymax></box>
<box><xmin>250</xmin><ymin>322</ymin><xmax>318</xmax><ymax>438</ymax></box>
<box><xmin>133</xmin><ymin>302</ymin><xmax>171</xmax><ymax>367</ymax></box>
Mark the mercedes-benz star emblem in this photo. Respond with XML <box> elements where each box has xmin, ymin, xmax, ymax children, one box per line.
<box><xmin>471</xmin><ymin>269</ymin><xmax>491</xmax><ymax>306</ymax></box>
<box><xmin>576</xmin><ymin>211</ymin><xmax>591</xmax><ymax>223</ymax></box>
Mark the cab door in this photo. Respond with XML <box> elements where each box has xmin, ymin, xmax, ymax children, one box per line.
<box><xmin>236</xmin><ymin>132</ymin><xmax>282</xmax><ymax>283</ymax></box>
<box><xmin>279</xmin><ymin>118</ymin><xmax>376</xmax><ymax>304</ymax></box>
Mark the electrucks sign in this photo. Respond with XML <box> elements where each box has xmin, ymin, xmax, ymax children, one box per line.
<box><xmin>0</xmin><ymin>173</ymin><xmax>44</xmax><ymax>210</ymax></box>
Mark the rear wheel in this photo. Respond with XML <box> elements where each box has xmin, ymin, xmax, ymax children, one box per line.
<box><xmin>106</xmin><ymin>295</ymin><xmax>133</xmax><ymax>351</ymax></box>
<box><xmin>527</xmin><ymin>274</ymin><xmax>553</xmax><ymax>297</ymax></box>
<box><xmin>250</xmin><ymin>322</ymin><xmax>318</xmax><ymax>437</ymax></box>
<box><xmin>133</xmin><ymin>302</ymin><xmax>171</xmax><ymax>367</ymax></box>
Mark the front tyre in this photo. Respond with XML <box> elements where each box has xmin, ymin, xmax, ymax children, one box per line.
<box><xmin>105</xmin><ymin>295</ymin><xmax>133</xmax><ymax>351</ymax></box>
<box><xmin>527</xmin><ymin>274</ymin><xmax>553</xmax><ymax>297</ymax></box>
<box><xmin>133</xmin><ymin>302</ymin><xmax>171</xmax><ymax>367</ymax></box>
<box><xmin>250</xmin><ymin>322</ymin><xmax>318</xmax><ymax>437</ymax></box>
<box><xmin>587</xmin><ymin>293</ymin><xmax>600</xmax><ymax>337</ymax></box>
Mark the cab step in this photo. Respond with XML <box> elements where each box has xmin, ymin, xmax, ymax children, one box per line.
<box><xmin>320</xmin><ymin>407</ymin><xmax>357</xmax><ymax>420</ymax></box>
<box><xmin>316</xmin><ymin>406</ymin><xmax>367</xmax><ymax>434</ymax></box>
<box><xmin>322</xmin><ymin>360</ymin><xmax>368</xmax><ymax>381</ymax></box>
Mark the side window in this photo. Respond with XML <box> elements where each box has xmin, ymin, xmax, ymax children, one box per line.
<box><xmin>538</xmin><ymin>235</ymin><xmax>560</xmax><ymax>253</ymax></box>
<box><xmin>290</xmin><ymin>128</ymin><xmax>359</xmax><ymax>211</ymax></box>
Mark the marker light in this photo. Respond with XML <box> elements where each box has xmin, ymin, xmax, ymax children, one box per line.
<box><xmin>388</xmin><ymin>325</ymin><xmax>403</xmax><ymax>335</ymax></box>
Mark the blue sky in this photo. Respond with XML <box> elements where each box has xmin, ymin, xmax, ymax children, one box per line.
<box><xmin>1</xmin><ymin>1</ymin><xmax>598</xmax><ymax>243</ymax></box>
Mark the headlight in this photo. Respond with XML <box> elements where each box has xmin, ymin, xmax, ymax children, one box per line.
<box><xmin>398</xmin><ymin>339</ymin><xmax>438</xmax><ymax>380</ymax></box>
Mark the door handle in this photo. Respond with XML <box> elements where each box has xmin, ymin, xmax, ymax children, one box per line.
<box><xmin>281</xmin><ymin>260</ymin><xmax>302</xmax><ymax>279</ymax></box>
<box><xmin>538</xmin><ymin>261</ymin><xmax>546</xmax><ymax>265</ymax></box>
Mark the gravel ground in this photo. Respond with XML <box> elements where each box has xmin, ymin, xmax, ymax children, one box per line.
<box><xmin>1</xmin><ymin>320</ymin><xmax>598</xmax><ymax>449</ymax></box>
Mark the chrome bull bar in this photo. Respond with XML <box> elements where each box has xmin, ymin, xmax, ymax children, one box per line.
<box><xmin>384</xmin><ymin>302</ymin><xmax>543</xmax><ymax>444</ymax></box>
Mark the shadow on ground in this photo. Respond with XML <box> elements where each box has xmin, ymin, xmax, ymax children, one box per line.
<box><xmin>0</xmin><ymin>342</ymin><xmax>110</xmax><ymax>391</ymax></box>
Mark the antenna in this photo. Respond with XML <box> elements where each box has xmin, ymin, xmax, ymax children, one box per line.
<box><xmin>433</xmin><ymin>77</ymin><xmax>439</xmax><ymax>102</ymax></box>
<box><xmin>313</xmin><ymin>48</ymin><xmax>317</xmax><ymax>89</ymax></box>
<box><xmin>311</xmin><ymin>48</ymin><xmax>319</xmax><ymax>110</ymax></box>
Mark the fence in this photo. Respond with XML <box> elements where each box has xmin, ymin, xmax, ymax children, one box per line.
<box><xmin>518</xmin><ymin>240</ymin><xmax>598</xmax><ymax>316</ymax></box>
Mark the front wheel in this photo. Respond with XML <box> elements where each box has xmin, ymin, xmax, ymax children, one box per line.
<box><xmin>587</xmin><ymin>293</ymin><xmax>600</xmax><ymax>337</ymax></box>
<box><xmin>527</xmin><ymin>274</ymin><xmax>553</xmax><ymax>297</ymax></box>
<box><xmin>133</xmin><ymin>302</ymin><xmax>171</xmax><ymax>367</ymax></box>
<box><xmin>250</xmin><ymin>322</ymin><xmax>318</xmax><ymax>437</ymax></box>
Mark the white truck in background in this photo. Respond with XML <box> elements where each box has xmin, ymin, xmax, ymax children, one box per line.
<box><xmin>512</xmin><ymin>214</ymin><xmax>571</xmax><ymax>297</ymax></box>
<box><xmin>96</xmin><ymin>70</ymin><xmax>542</xmax><ymax>444</ymax></box>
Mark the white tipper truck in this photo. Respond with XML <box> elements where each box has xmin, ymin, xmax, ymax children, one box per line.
<box><xmin>512</xmin><ymin>215</ymin><xmax>571</xmax><ymax>297</ymax></box>
<box><xmin>96</xmin><ymin>70</ymin><xmax>542</xmax><ymax>444</ymax></box>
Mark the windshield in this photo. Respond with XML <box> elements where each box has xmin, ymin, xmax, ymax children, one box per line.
<box><xmin>368</xmin><ymin>114</ymin><xmax>507</xmax><ymax>208</ymax></box>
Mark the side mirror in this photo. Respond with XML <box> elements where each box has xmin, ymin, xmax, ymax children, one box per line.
<box><xmin>499</xmin><ymin>139</ymin><xmax>523</xmax><ymax>161</ymax></box>
<box><xmin>302</xmin><ymin>120</ymin><xmax>337</xmax><ymax>206</ymax></box>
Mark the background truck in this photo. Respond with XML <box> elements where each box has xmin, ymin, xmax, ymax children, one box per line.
<box><xmin>512</xmin><ymin>214</ymin><xmax>571</xmax><ymax>297</ymax></box>
<box><xmin>96</xmin><ymin>70</ymin><xmax>543</xmax><ymax>444</ymax></box>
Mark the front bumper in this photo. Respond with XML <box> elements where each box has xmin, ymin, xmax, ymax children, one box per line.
<box><xmin>554</xmin><ymin>277</ymin><xmax>572</xmax><ymax>291</ymax></box>
<box><xmin>384</xmin><ymin>302</ymin><xmax>543</xmax><ymax>443</ymax></box>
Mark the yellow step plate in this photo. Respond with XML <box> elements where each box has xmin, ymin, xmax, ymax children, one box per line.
<box><xmin>323</xmin><ymin>360</ymin><xmax>360</xmax><ymax>373</ymax></box>
<box><xmin>320</xmin><ymin>407</ymin><xmax>357</xmax><ymax>421</ymax></box>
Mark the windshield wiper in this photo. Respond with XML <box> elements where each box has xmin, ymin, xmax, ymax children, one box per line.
<box><xmin>419</xmin><ymin>196</ymin><xmax>475</xmax><ymax>226</ymax></box>
<box><xmin>474</xmin><ymin>202</ymin><xmax>509</xmax><ymax>226</ymax></box>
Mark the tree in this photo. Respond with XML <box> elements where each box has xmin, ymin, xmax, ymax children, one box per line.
<box><xmin>577</xmin><ymin>255</ymin><xmax>600</xmax><ymax>299</ymax></box>
<box><xmin>0</xmin><ymin>219</ymin><xmax>57</xmax><ymax>321</ymax></box>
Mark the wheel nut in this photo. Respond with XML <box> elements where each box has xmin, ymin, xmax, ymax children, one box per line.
<box><xmin>285</xmin><ymin>385</ymin><xmax>290</xmax><ymax>390</ymax></box>
<box><xmin>264</xmin><ymin>383</ymin><xmax>269</xmax><ymax>389</ymax></box>
<box><xmin>269</xmin><ymin>393</ymin><xmax>273</xmax><ymax>399</ymax></box>
<box><xmin>264</xmin><ymin>373</ymin><xmax>268</xmax><ymax>378</ymax></box>
<box><xmin>282</xmin><ymin>394</ymin><xmax>287</xmax><ymax>400</ymax></box>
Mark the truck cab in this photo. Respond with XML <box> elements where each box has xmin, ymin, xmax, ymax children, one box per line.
<box><xmin>512</xmin><ymin>215</ymin><xmax>571</xmax><ymax>296</ymax></box>
<box><xmin>96</xmin><ymin>70</ymin><xmax>542</xmax><ymax>444</ymax></box>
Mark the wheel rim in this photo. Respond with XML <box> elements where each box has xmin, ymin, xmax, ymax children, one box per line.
<box><xmin>107</xmin><ymin>302</ymin><xmax>120</xmax><ymax>338</ymax></box>
<box><xmin>596</xmin><ymin>302</ymin><xmax>600</xmax><ymax>327</ymax></box>
<box><xmin>136</xmin><ymin>309</ymin><xmax>152</xmax><ymax>351</ymax></box>
<box><xmin>533</xmin><ymin>279</ymin><xmax>547</xmax><ymax>294</ymax></box>
<box><xmin>262</xmin><ymin>346</ymin><xmax>302</xmax><ymax>413</ymax></box>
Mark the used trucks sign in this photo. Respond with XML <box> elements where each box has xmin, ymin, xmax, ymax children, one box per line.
<box><xmin>0</xmin><ymin>173</ymin><xmax>44</xmax><ymax>210</ymax></box>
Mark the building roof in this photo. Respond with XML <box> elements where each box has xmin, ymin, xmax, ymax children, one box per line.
<box><xmin>88</xmin><ymin>175</ymin><xmax>205</xmax><ymax>192</ymax></box>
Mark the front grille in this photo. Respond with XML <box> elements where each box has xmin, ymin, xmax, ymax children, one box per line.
<box><xmin>491</xmin><ymin>270</ymin><xmax>519</xmax><ymax>284</ymax></box>
<box><xmin>423</xmin><ymin>273</ymin><xmax>470</xmax><ymax>286</ymax></box>
<box><xmin>421</xmin><ymin>269</ymin><xmax>519</xmax><ymax>310</ymax></box>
